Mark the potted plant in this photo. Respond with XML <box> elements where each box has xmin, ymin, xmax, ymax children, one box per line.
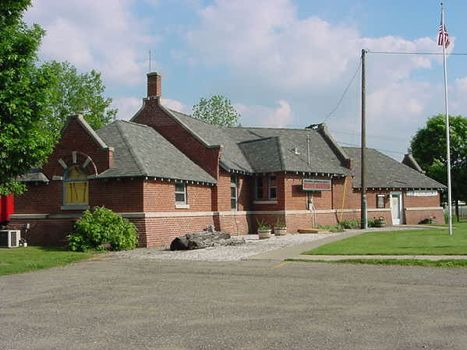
<box><xmin>274</xmin><ymin>217</ymin><xmax>287</xmax><ymax>236</ymax></box>
<box><xmin>374</xmin><ymin>216</ymin><xmax>386</xmax><ymax>228</ymax></box>
<box><xmin>257</xmin><ymin>220</ymin><xmax>272</xmax><ymax>239</ymax></box>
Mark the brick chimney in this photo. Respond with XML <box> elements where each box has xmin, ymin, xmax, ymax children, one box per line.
<box><xmin>147</xmin><ymin>72</ymin><xmax>161</xmax><ymax>98</ymax></box>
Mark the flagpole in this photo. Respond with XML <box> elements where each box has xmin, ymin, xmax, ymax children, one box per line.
<box><xmin>441</xmin><ymin>2</ymin><xmax>453</xmax><ymax>235</ymax></box>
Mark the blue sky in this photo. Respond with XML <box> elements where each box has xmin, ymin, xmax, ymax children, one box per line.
<box><xmin>25</xmin><ymin>0</ymin><xmax>467</xmax><ymax>159</ymax></box>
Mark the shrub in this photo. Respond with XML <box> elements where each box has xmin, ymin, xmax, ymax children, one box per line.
<box><xmin>338</xmin><ymin>219</ymin><xmax>360</xmax><ymax>229</ymax></box>
<box><xmin>367</xmin><ymin>218</ymin><xmax>377</xmax><ymax>227</ymax></box>
<box><xmin>68</xmin><ymin>207</ymin><xmax>138</xmax><ymax>252</ymax></box>
<box><xmin>419</xmin><ymin>217</ymin><xmax>434</xmax><ymax>225</ymax></box>
<box><xmin>318</xmin><ymin>224</ymin><xmax>344</xmax><ymax>233</ymax></box>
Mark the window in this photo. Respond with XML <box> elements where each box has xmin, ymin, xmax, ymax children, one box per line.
<box><xmin>255</xmin><ymin>176</ymin><xmax>264</xmax><ymax>199</ymax></box>
<box><xmin>175</xmin><ymin>182</ymin><xmax>187</xmax><ymax>205</ymax></box>
<box><xmin>63</xmin><ymin>165</ymin><xmax>88</xmax><ymax>206</ymax></box>
<box><xmin>269</xmin><ymin>175</ymin><xmax>277</xmax><ymax>200</ymax></box>
<box><xmin>376</xmin><ymin>194</ymin><xmax>385</xmax><ymax>208</ymax></box>
<box><xmin>230</xmin><ymin>175</ymin><xmax>238</xmax><ymax>210</ymax></box>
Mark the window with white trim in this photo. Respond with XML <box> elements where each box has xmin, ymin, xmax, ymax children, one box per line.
<box><xmin>269</xmin><ymin>175</ymin><xmax>277</xmax><ymax>200</ymax></box>
<box><xmin>376</xmin><ymin>194</ymin><xmax>385</xmax><ymax>208</ymax></box>
<box><xmin>230</xmin><ymin>175</ymin><xmax>238</xmax><ymax>210</ymax></box>
<box><xmin>175</xmin><ymin>182</ymin><xmax>187</xmax><ymax>205</ymax></box>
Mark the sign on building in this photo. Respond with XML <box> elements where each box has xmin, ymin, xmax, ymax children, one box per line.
<box><xmin>406</xmin><ymin>190</ymin><xmax>438</xmax><ymax>197</ymax></box>
<box><xmin>302</xmin><ymin>179</ymin><xmax>331</xmax><ymax>192</ymax></box>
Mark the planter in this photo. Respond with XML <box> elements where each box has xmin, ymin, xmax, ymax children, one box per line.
<box><xmin>374</xmin><ymin>218</ymin><xmax>386</xmax><ymax>228</ymax></box>
<box><xmin>258</xmin><ymin>229</ymin><xmax>272</xmax><ymax>239</ymax></box>
<box><xmin>274</xmin><ymin>227</ymin><xmax>287</xmax><ymax>236</ymax></box>
<box><xmin>374</xmin><ymin>221</ymin><xmax>385</xmax><ymax>228</ymax></box>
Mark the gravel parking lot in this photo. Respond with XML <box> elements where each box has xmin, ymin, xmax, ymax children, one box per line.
<box><xmin>112</xmin><ymin>232</ymin><xmax>340</xmax><ymax>261</ymax></box>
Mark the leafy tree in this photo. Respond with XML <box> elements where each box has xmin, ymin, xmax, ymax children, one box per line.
<box><xmin>40</xmin><ymin>61</ymin><xmax>116</xmax><ymax>133</ymax></box>
<box><xmin>192</xmin><ymin>95</ymin><xmax>240</xmax><ymax>127</ymax></box>
<box><xmin>0</xmin><ymin>0</ymin><xmax>56</xmax><ymax>194</ymax></box>
<box><xmin>0</xmin><ymin>2</ymin><xmax>116</xmax><ymax>195</ymax></box>
<box><xmin>410</xmin><ymin>115</ymin><xmax>467</xmax><ymax>214</ymax></box>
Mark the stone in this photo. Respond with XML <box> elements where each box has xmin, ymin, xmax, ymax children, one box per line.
<box><xmin>170</xmin><ymin>230</ymin><xmax>245</xmax><ymax>251</ymax></box>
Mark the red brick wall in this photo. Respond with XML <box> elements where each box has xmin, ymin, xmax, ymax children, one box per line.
<box><xmin>9</xmin><ymin>219</ymin><xmax>74</xmax><ymax>246</ymax></box>
<box><xmin>403</xmin><ymin>192</ymin><xmax>441</xmax><ymax>208</ymax></box>
<box><xmin>283</xmin><ymin>175</ymin><xmax>332</xmax><ymax>210</ymax></box>
<box><xmin>143</xmin><ymin>180</ymin><xmax>213</xmax><ymax>212</ymax></box>
<box><xmin>133</xmin><ymin>99</ymin><xmax>221</xmax><ymax>179</ymax></box>
<box><xmin>15</xmin><ymin>182</ymin><xmax>62</xmax><ymax>214</ymax></box>
<box><xmin>144</xmin><ymin>215</ymin><xmax>215</xmax><ymax>247</ymax></box>
<box><xmin>90</xmin><ymin>178</ymin><xmax>144</xmax><ymax>212</ymax></box>
<box><xmin>405</xmin><ymin>208</ymin><xmax>444</xmax><ymax>225</ymax></box>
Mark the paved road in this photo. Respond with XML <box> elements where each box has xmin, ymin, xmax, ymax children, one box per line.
<box><xmin>1</xmin><ymin>257</ymin><xmax>467</xmax><ymax>350</ymax></box>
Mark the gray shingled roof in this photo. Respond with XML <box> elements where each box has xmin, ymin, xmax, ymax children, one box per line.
<box><xmin>226</xmin><ymin>127</ymin><xmax>350</xmax><ymax>175</ymax></box>
<box><xmin>167</xmin><ymin>109</ymin><xmax>349</xmax><ymax>175</ymax></box>
<box><xmin>344</xmin><ymin>147</ymin><xmax>446</xmax><ymax>189</ymax></box>
<box><xmin>168</xmin><ymin>109</ymin><xmax>253</xmax><ymax>172</ymax></box>
<box><xmin>18</xmin><ymin>169</ymin><xmax>49</xmax><ymax>183</ymax></box>
<box><xmin>95</xmin><ymin>120</ymin><xmax>216</xmax><ymax>184</ymax></box>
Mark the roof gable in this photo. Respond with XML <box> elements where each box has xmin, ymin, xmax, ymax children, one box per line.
<box><xmin>96</xmin><ymin>121</ymin><xmax>216</xmax><ymax>184</ymax></box>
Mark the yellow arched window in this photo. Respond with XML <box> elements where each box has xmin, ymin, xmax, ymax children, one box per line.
<box><xmin>63</xmin><ymin>165</ymin><xmax>88</xmax><ymax>206</ymax></box>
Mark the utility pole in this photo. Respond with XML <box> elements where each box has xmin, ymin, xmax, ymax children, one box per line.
<box><xmin>360</xmin><ymin>49</ymin><xmax>368</xmax><ymax>229</ymax></box>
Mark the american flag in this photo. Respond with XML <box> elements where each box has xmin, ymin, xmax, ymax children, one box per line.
<box><xmin>438</xmin><ymin>23</ymin><xmax>450</xmax><ymax>48</ymax></box>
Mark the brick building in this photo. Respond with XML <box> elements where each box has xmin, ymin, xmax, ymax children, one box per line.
<box><xmin>11</xmin><ymin>73</ymin><xmax>446</xmax><ymax>247</ymax></box>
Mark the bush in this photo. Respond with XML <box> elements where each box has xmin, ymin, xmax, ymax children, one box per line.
<box><xmin>68</xmin><ymin>207</ymin><xmax>138</xmax><ymax>252</ymax></box>
<box><xmin>338</xmin><ymin>219</ymin><xmax>360</xmax><ymax>229</ymax></box>
<box><xmin>419</xmin><ymin>217</ymin><xmax>434</xmax><ymax>225</ymax></box>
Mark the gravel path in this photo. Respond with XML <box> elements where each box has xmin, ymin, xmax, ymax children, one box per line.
<box><xmin>112</xmin><ymin>233</ymin><xmax>341</xmax><ymax>261</ymax></box>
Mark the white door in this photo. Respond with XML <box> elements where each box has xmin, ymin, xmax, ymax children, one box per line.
<box><xmin>391</xmin><ymin>193</ymin><xmax>402</xmax><ymax>225</ymax></box>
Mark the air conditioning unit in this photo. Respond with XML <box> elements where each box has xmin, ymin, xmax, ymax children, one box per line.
<box><xmin>0</xmin><ymin>230</ymin><xmax>21</xmax><ymax>248</ymax></box>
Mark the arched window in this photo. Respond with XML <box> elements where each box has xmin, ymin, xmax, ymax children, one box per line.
<box><xmin>63</xmin><ymin>165</ymin><xmax>88</xmax><ymax>206</ymax></box>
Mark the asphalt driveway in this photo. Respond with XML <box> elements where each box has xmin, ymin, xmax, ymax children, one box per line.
<box><xmin>1</xmin><ymin>257</ymin><xmax>467</xmax><ymax>350</ymax></box>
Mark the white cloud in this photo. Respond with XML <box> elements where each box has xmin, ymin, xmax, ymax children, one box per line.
<box><xmin>112</xmin><ymin>97</ymin><xmax>142</xmax><ymax>120</ymax></box>
<box><xmin>25</xmin><ymin>0</ymin><xmax>155</xmax><ymax>86</ymax></box>
<box><xmin>236</xmin><ymin>100</ymin><xmax>294</xmax><ymax>127</ymax></box>
<box><xmin>161</xmin><ymin>98</ymin><xmax>190</xmax><ymax>114</ymax></box>
<box><xmin>187</xmin><ymin>0</ymin><xmax>454</xmax><ymax>157</ymax></box>
<box><xmin>188</xmin><ymin>0</ymin><xmax>439</xmax><ymax>93</ymax></box>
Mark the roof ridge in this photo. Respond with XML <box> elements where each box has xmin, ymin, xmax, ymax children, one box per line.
<box><xmin>167</xmin><ymin>108</ymin><xmax>223</xmax><ymax>128</ymax></box>
<box><xmin>116</xmin><ymin>119</ymin><xmax>153</xmax><ymax>129</ymax></box>
<box><xmin>228</xmin><ymin>126</ymin><xmax>320</xmax><ymax>132</ymax></box>
<box><xmin>160</xmin><ymin>105</ymin><xmax>220</xmax><ymax>148</ymax></box>
<box><xmin>71</xmin><ymin>115</ymin><xmax>109</xmax><ymax>150</ymax></box>
<box><xmin>115</xmin><ymin>122</ymin><xmax>148</xmax><ymax>176</ymax></box>
<box><xmin>275</xmin><ymin>136</ymin><xmax>285</xmax><ymax>171</ymax></box>
<box><xmin>237</xmin><ymin>136</ymin><xmax>275</xmax><ymax>145</ymax></box>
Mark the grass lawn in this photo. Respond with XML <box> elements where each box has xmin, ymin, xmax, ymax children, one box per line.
<box><xmin>0</xmin><ymin>246</ymin><xmax>93</xmax><ymax>276</ymax></box>
<box><xmin>305</xmin><ymin>221</ymin><xmax>467</xmax><ymax>256</ymax></box>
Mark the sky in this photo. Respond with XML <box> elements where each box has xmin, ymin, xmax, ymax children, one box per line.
<box><xmin>24</xmin><ymin>0</ymin><xmax>467</xmax><ymax>160</ymax></box>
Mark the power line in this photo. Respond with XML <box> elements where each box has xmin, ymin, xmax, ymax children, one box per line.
<box><xmin>368</xmin><ymin>50</ymin><xmax>467</xmax><ymax>56</ymax></box>
<box><xmin>323</xmin><ymin>60</ymin><xmax>361</xmax><ymax>123</ymax></box>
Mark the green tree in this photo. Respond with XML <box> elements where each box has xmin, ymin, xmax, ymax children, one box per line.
<box><xmin>0</xmin><ymin>0</ymin><xmax>56</xmax><ymax>194</ymax></box>
<box><xmin>410</xmin><ymin>115</ymin><xmax>467</xmax><ymax>215</ymax></box>
<box><xmin>192</xmin><ymin>95</ymin><xmax>240</xmax><ymax>127</ymax></box>
<box><xmin>40</xmin><ymin>61</ymin><xmax>116</xmax><ymax>133</ymax></box>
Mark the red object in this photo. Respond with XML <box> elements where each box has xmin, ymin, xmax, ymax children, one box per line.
<box><xmin>0</xmin><ymin>195</ymin><xmax>14</xmax><ymax>224</ymax></box>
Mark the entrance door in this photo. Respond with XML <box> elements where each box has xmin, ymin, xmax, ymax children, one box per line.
<box><xmin>391</xmin><ymin>193</ymin><xmax>403</xmax><ymax>225</ymax></box>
